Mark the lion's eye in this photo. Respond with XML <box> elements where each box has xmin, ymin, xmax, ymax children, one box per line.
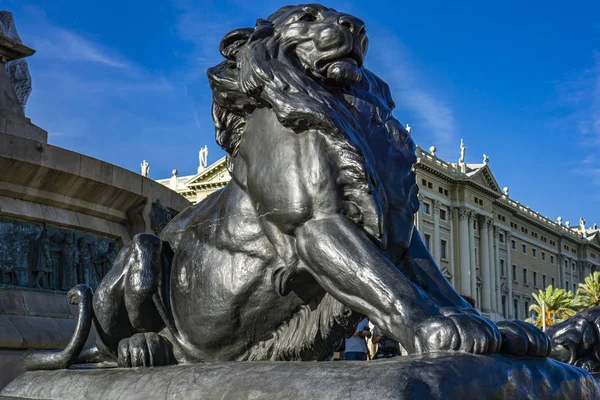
<box><xmin>298</xmin><ymin>13</ymin><xmax>317</xmax><ymax>22</ymax></box>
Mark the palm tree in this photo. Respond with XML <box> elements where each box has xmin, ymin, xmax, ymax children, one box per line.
<box><xmin>526</xmin><ymin>286</ymin><xmax>576</xmax><ymax>330</ymax></box>
<box><xmin>573</xmin><ymin>271</ymin><xmax>600</xmax><ymax>310</ymax></box>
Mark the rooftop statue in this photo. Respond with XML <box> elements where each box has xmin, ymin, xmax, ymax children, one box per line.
<box><xmin>24</xmin><ymin>3</ymin><xmax>550</xmax><ymax>370</ymax></box>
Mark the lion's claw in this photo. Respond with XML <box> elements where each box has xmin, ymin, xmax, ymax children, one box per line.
<box><xmin>117</xmin><ymin>333</ymin><xmax>173</xmax><ymax>368</ymax></box>
<box><xmin>497</xmin><ymin>320</ymin><xmax>550</xmax><ymax>358</ymax></box>
<box><xmin>414</xmin><ymin>313</ymin><xmax>501</xmax><ymax>354</ymax></box>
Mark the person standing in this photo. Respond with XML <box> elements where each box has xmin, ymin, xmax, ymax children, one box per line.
<box><xmin>344</xmin><ymin>318</ymin><xmax>370</xmax><ymax>361</ymax></box>
<box><xmin>372</xmin><ymin>325</ymin><xmax>401</xmax><ymax>359</ymax></box>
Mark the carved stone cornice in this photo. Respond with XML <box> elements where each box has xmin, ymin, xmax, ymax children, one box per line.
<box><xmin>433</xmin><ymin>200</ymin><xmax>442</xmax><ymax>213</ymax></box>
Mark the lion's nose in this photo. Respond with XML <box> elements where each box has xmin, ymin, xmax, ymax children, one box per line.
<box><xmin>338</xmin><ymin>14</ymin><xmax>365</xmax><ymax>35</ymax></box>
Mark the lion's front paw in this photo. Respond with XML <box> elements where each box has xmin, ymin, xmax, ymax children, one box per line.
<box><xmin>117</xmin><ymin>333</ymin><xmax>173</xmax><ymax>368</ymax></box>
<box><xmin>547</xmin><ymin>317</ymin><xmax>597</xmax><ymax>365</ymax></box>
<box><xmin>497</xmin><ymin>320</ymin><xmax>550</xmax><ymax>358</ymax></box>
<box><xmin>414</xmin><ymin>313</ymin><xmax>502</xmax><ymax>354</ymax></box>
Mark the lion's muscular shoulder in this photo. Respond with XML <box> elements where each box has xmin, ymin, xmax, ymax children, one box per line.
<box><xmin>238</xmin><ymin>108</ymin><xmax>342</xmax><ymax>233</ymax></box>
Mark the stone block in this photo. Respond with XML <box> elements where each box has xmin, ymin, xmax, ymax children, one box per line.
<box><xmin>40</xmin><ymin>145</ymin><xmax>81</xmax><ymax>175</ymax></box>
<box><xmin>0</xmin><ymin>133</ymin><xmax>42</xmax><ymax>166</ymax></box>
<box><xmin>74</xmin><ymin>212</ymin><xmax>112</xmax><ymax>237</ymax></box>
<box><xmin>0</xmin><ymin>195</ymin><xmax>45</xmax><ymax>222</ymax></box>
<box><xmin>79</xmin><ymin>155</ymin><xmax>113</xmax><ymax>186</ymax></box>
<box><xmin>0</xmin><ymin>315</ymin><xmax>23</xmax><ymax>348</ymax></box>
<box><xmin>0</xmin><ymin>289</ymin><xmax>25</xmax><ymax>315</ymax></box>
<box><xmin>111</xmin><ymin>165</ymin><xmax>142</xmax><ymax>195</ymax></box>
<box><xmin>39</xmin><ymin>204</ymin><xmax>81</xmax><ymax>230</ymax></box>
<box><xmin>0</xmin><ymin>350</ymin><xmax>27</xmax><ymax>391</ymax></box>
<box><xmin>6</xmin><ymin>315</ymin><xmax>70</xmax><ymax>349</ymax></box>
<box><xmin>1</xmin><ymin>353</ymin><xmax>598</xmax><ymax>400</ymax></box>
<box><xmin>21</xmin><ymin>291</ymin><xmax>71</xmax><ymax>318</ymax></box>
<box><xmin>5</xmin><ymin>118</ymin><xmax>47</xmax><ymax>143</ymax></box>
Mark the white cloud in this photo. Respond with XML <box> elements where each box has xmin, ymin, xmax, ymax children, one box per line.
<box><xmin>22</xmin><ymin>7</ymin><xmax>131</xmax><ymax>70</ymax></box>
<box><xmin>558</xmin><ymin>53</ymin><xmax>600</xmax><ymax>188</ymax></box>
<box><xmin>368</xmin><ymin>33</ymin><xmax>456</xmax><ymax>146</ymax></box>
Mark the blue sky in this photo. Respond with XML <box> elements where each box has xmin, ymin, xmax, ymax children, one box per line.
<box><xmin>4</xmin><ymin>0</ymin><xmax>600</xmax><ymax>225</ymax></box>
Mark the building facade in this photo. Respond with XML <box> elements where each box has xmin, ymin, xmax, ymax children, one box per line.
<box><xmin>157</xmin><ymin>143</ymin><xmax>600</xmax><ymax>322</ymax></box>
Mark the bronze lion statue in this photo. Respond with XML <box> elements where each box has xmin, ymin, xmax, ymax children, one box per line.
<box><xmin>547</xmin><ymin>307</ymin><xmax>600</xmax><ymax>372</ymax></box>
<box><xmin>24</xmin><ymin>4</ymin><xmax>549</xmax><ymax>370</ymax></box>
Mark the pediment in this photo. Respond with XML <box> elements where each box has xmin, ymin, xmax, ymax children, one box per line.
<box><xmin>185</xmin><ymin>156</ymin><xmax>229</xmax><ymax>186</ymax></box>
<box><xmin>469</xmin><ymin>166</ymin><xmax>503</xmax><ymax>194</ymax></box>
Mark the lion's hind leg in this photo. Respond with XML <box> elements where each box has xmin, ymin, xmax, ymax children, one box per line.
<box><xmin>93</xmin><ymin>233</ymin><xmax>175</xmax><ymax>367</ymax></box>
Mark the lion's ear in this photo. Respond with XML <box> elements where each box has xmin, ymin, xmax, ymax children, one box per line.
<box><xmin>220</xmin><ymin>28</ymin><xmax>254</xmax><ymax>60</ymax></box>
<box><xmin>249</xmin><ymin>19</ymin><xmax>274</xmax><ymax>42</ymax></box>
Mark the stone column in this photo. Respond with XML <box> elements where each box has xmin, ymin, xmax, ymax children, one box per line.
<box><xmin>506</xmin><ymin>232</ymin><xmax>514</xmax><ymax>318</ymax></box>
<box><xmin>433</xmin><ymin>200</ymin><xmax>441</xmax><ymax>266</ymax></box>
<box><xmin>492</xmin><ymin>226</ymin><xmax>501</xmax><ymax>314</ymax></box>
<box><xmin>415</xmin><ymin>194</ymin><xmax>423</xmax><ymax>235</ymax></box>
<box><xmin>561</xmin><ymin>256</ymin><xmax>567</xmax><ymax>290</ymax></box>
<box><xmin>468</xmin><ymin>211</ymin><xmax>477</xmax><ymax>301</ymax></box>
<box><xmin>478</xmin><ymin>216</ymin><xmax>492</xmax><ymax>311</ymax></box>
<box><xmin>458</xmin><ymin>207</ymin><xmax>471</xmax><ymax>296</ymax></box>
<box><xmin>449</xmin><ymin>209</ymin><xmax>455</xmax><ymax>282</ymax></box>
<box><xmin>557</xmin><ymin>255</ymin><xmax>564</xmax><ymax>289</ymax></box>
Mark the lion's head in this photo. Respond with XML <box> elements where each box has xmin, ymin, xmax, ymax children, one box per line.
<box><xmin>266</xmin><ymin>4</ymin><xmax>368</xmax><ymax>85</ymax></box>
<box><xmin>207</xmin><ymin>4</ymin><xmax>416</xmax><ymax>244</ymax></box>
<box><xmin>207</xmin><ymin>4</ymin><xmax>393</xmax><ymax>164</ymax></box>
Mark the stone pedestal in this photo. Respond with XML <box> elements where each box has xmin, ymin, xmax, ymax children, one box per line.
<box><xmin>1</xmin><ymin>353</ymin><xmax>598</xmax><ymax>400</ymax></box>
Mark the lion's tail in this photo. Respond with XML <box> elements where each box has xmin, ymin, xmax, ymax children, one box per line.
<box><xmin>22</xmin><ymin>284</ymin><xmax>99</xmax><ymax>370</ymax></box>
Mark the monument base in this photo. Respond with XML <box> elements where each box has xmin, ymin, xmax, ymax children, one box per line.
<box><xmin>1</xmin><ymin>353</ymin><xmax>598</xmax><ymax>400</ymax></box>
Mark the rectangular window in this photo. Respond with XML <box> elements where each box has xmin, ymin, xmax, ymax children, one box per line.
<box><xmin>522</xmin><ymin>244</ymin><xmax>527</xmax><ymax>254</ymax></box>
<box><xmin>511</xmin><ymin>240</ymin><xmax>516</xmax><ymax>250</ymax></box>
<box><xmin>533</xmin><ymin>271</ymin><xmax>538</xmax><ymax>287</ymax></box>
<box><xmin>502</xmin><ymin>295</ymin><xmax>507</xmax><ymax>318</ymax></box>
<box><xmin>440</xmin><ymin>209</ymin><xmax>447</xmax><ymax>221</ymax></box>
<box><xmin>424</xmin><ymin>234</ymin><xmax>431</xmax><ymax>250</ymax></box>
<box><xmin>441</xmin><ymin>239</ymin><xmax>448</xmax><ymax>260</ymax></box>
<box><xmin>514</xmin><ymin>298</ymin><xmax>520</xmax><ymax>319</ymax></box>
<box><xmin>574</xmin><ymin>283</ymin><xmax>577</xmax><ymax>292</ymax></box>
<box><xmin>550</xmin><ymin>255</ymin><xmax>554</xmax><ymax>264</ymax></box>
<box><xmin>475</xmin><ymin>248</ymin><xmax>478</xmax><ymax>266</ymax></box>
<box><xmin>423</xmin><ymin>203</ymin><xmax>431</xmax><ymax>215</ymax></box>
<box><xmin>532</xmin><ymin>248</ymin><xmax>537</xmax><ymax>258</ymax></box>
<box><xmin>499</xmin><ymin>233</ymin><xmax>505</xmax><ymax>243</ymax></box>
<box><xmin>500</xmin><ymin>259</ymin><xmax>505</xmax><ymax>277</ymax></box>
<box><xmin>512</xmin><ymin>264</ymin><xmax>518</xmax><ymax>281</ymax></box>
<box><xmin>566</xmin><ymin>280</ymin><xmax>570</xmax><ymax>291</ymax></box>
<box><xmin>552</xmin><ymin>277</ymin><xmax>555</xmax><ymax>287</ymax></box>
<box><xmin>543</xmin><ymin>274</ymin><xmax>547</xmax><ymax>288</ymax></box>
<box><xmin>524</xmin><ymin>300</ymin><xmax>530</xmax><ymax>319</ymax></box>
<box><xmin>541</xmin><ymin>252</ymin><xmax>546</xmax><ymax>261</ymax></box>
<box><xmin>523</xmin><ymin>268</ymin><xmax>528</xmax><ymax>285</ymax></box>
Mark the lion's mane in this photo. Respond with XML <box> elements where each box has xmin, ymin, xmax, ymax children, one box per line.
<box><xmin>206</xmin><ymin>8</ymin><xmax>400</xmax><ymax>241</ymax></box>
